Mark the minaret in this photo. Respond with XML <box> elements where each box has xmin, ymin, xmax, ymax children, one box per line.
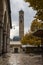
<box><xmin>19</xmin><ymin>10</ymin><xmax>24</xmax><ymax>40</ymax></box>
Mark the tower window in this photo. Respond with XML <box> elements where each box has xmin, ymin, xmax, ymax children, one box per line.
<box><xmin>20</xmin><ymin>20</ymin><xmax>22</xmax><ymax>23</ymax></box>
<box><xmin>20</xmin><ymin>15</ymin><xmax>23</xmax><ymax>20</ymax></box>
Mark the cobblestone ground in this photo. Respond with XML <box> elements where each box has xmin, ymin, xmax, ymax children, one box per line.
<box><xmin>0</xmin><ymin>53</ymin><xmax>42</xmax><ymax>65</ymax></box>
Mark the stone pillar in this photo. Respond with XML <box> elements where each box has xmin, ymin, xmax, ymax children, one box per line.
<box><xmin>6</xmin><ymin>36</ymin><xmax>10</xmax><ymax>53</ymax></box>
<box><xmin>2</xmin><ymin>30</ymin><xmax>7</xmax><ymax>53</ymax></box>
<box><xmin>2</xmin><ymin>11</ymin><xmax>7</xmax><ymax>54</ymax></box>
<box><xmin>7</xmin><ymin>22</ymin><xmax>10</xmax><ymax>53</ymax></box>
<box><xmin>0</xmin><ymin>0</ymin><xmax>4</xmax><ymax>55</ymax></box>
<box><xmin>0</xmin><ymin>22</ymin><xmax>3</xmax><ymax>55</ymax></box>
<box><xmin>5</xmin><ymin>34</ymin><xmax>8</xmax><ymax>53</ymax></box>
<box><xmin>6</xmin><ymin>33</ymin><xmax>9</xmax><ymax>53</ymax></box>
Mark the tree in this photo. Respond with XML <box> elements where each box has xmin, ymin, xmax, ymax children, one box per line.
<box><xmin>25</xmin><ymin>1</ymin><xmax>43</xmax><ymax>62</ymax></box>
<box><xmin>31</xmin><ymin>19</ymin><xmax>42</xmax><ymax>32</ymax></box>
<box><xmin>21</xmin><ymin>32</ymin><xmax>41</xmax><ymax>46</ymax></box>
<box><xmin>21</xmin><ymin>33</ymin><xmax>29</xmax><ymax>45</ymax></box>
<box><xmin>25</xmin><ymin>0</ymin><xmax>43</xmax><ymax>20</ymax></box>
<box><xmin>21</xmin><ymin>19</ymin><xmax>42</xmax><ymax>46</ymax></box>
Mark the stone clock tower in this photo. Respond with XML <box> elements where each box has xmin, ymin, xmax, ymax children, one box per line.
<box><xmin>19</xmin><ymin>10</ymin><xmax>24</xmax><ymax>40</ymax></box>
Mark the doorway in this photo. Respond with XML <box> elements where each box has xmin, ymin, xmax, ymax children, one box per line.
<box><xmin>14</xmin><ymin>48</ymin><xmax>18</xmax><ymax>53</ymax></box>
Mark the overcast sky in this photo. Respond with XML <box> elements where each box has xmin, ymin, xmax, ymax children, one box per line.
<box><xmin>10</xmin><ymin>0</ymin><xmax>36</xmax><ymax>39</ymax></box>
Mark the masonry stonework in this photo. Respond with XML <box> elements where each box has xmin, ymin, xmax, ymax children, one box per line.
<box><xmin>19</xmin><ymin>10</ymin><xmax>24</xmax><ymax>40</ymax></box>
<box><xmin>0</xmin><ymin>0</ymin><xmax>12</xmax><ymax>55</ymax></box>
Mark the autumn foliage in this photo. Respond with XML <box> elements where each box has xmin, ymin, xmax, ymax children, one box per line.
<box><xmin>21</xmin><ymin>19</ymin><xmax>43</xmax><ymax>46</ymax></box>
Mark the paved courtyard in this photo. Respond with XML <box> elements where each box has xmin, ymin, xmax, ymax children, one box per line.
<box><xmin>0</xmin><ymin>53</ymin><xmax>42</xmax><ymax>65</ymax></box>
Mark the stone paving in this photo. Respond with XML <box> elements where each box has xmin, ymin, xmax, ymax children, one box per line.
<box><xmin>0</xmin><ymin>53</ymin><xmax>42</xmax><ymax>65</ymax></box>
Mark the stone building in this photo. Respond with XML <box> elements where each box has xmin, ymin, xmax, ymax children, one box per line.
<box><xmin>10</xmin><ymin>41</ymin><xmax>21</xmax><ymax>53</ymax></box>
<box><xmin>0</xmin><ymin>0</ymin><xmax>12</xmax><ymax>55</ymax></box>
<box><xmin>19</xmin><ymin>10</ymin><xmax>24</xmax><ymax>40</ymax></box>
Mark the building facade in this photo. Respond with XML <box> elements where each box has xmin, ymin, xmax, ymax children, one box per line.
<box><xmin>19</xmin><ymin>10</ymin><xmax>24</xmax><ymax>39</ymax></box>
<box><xmin>0</xmin><ymin>0</ymin><xmax>12</xmax><ymax>55</ymax></box>
<box><xmin>10</xmin><ymin>41</ymin><xmax>22</xmax><ymax>53</ymax></box>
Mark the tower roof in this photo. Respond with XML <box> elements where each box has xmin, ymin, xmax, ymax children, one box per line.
<box><xmin>19</xmin><ymin>10</ymin><xmax>24</xmax><ymax>13</ymax></box>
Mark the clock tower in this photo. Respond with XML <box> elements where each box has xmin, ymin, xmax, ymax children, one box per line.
<box><xmin>19</xmin><ymin>10</ymin><xmax>24</xmax><ymax>40</ymax></box>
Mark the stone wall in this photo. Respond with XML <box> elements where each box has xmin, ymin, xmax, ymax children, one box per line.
<box><xmin>0</xmin><ymin>0</ymin><xmax>11</xmax><ymax>55</ymax></box>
